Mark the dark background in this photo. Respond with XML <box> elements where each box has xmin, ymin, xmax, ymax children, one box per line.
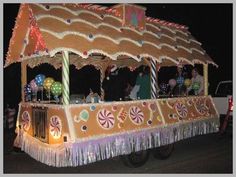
<box><xmin>3</xmin><ymin>3</ymin><xmax>232</xmax><ymax>108</ymax></box>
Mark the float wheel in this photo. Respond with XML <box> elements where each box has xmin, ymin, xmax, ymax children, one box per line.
<box><xmin>153</xmin><ymin>143</ymin><xmax>174</xmax><ymax>159</ymax></box>
<box><xmin>121</xmin><ymin>150</ymin><xmax>149</xmax><ymax>168</ymax></box>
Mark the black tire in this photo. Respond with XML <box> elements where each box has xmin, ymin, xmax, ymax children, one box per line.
<box><xmin>153</xmin><ymin>143</ymin><xmax>174</xmax><ymax>160</ymax></box>
<box><xmin>12</xmin><ymin>146</ymin><xmax>24</xmax><ymax>153</ymax></box>
<box><xmin>121</xmin><ymin>150</ymin><xmax>150</xmax><ymax>168</ymax></box>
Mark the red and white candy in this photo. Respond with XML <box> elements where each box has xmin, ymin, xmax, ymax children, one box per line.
<box><xmin>97</xmin><ymin>109</ymin><xmax>115</xmax><ymax>130</ymax></box>
<box><xmin>21</xmin><ymin>111</ymin><xmax>31</xmax><ymax>131</ymax></box>
<box><xmin>129</xmin><ymin>106</ymin><xmax>144</xmax><ymax>125</ymax></box>
<box><xmin>49</xmin><ymin>116</ymin><xmax>62</xmax><ymax>139</ymax></box>
<box><xmin>175</xmin><ymin>102</ymin><xmax>188</xmax><ymax>118</ymax></box>
<box><xmin>195</xmin><ymin>100</ymin><xmax>208</xmax><ymax>115</ymax></box>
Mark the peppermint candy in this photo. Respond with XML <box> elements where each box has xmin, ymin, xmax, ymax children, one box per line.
<box><xmin>129</xmin><ymin>106</ymin><xmax>144</xmax><ymax>125</ymax></box>
<box><xmin>175</xmin><ymin>102</ymin><xmax>188</xmax><ymax>118</ymax></box>
<box><xmin>49</xmin><ymin>116</ymin><xmax>62</xmax><ymax>139</ymax></box>
<box><xmin>195</xmin><ymin>100</ymin><xmax>208</xmax><ymax>115</ymax></box>
<box><xmin>21</xmin><ymin>111</ymin><xmax>31</xmax><ymax>131</ymax></box>
<box><xmin>97</xmin><ymin>109</ymin><xmax>115</xmax><ymax>130</ymax></box>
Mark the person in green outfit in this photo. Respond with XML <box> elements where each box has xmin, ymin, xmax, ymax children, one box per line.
<box><xmin>136</xmin><ymin>66</ymin><xmax>151</xmax><ymax>99</ymax></box>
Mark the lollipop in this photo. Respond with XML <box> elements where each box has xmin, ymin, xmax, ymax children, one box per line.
<box><xmin>176</xmin><ymin>76</ymin><xmax>184</xmax><ymax>85</ymax></box>
<box><xmin>159</xmin><ymin>83</ymin><xmax>168</xmax><ymax>93</ymax></box>
<box><xmin>168</xmin><ymin>79</ymin><xmax>176</xmax><ymax>88</ymax></box>
<box><xmin>30</xmin><ymin>79</ymin><xmax>38</xmax><ymax>92</ymax></box>
<box><xmin>24</xmin><ymin>84</ymin><xmax>32</xmax><ymax>101</ymax></box>
<box><xmin>43</xmin><ymin>77</ymin><xmax>55</xmax><ymax>92</ymax></box>
<box><xmin>51</xmin><ymin>81</ymin><xmax>62</xmax><ymax>102</ymax></box>
<box><xmin>192</xmin><ymin>82</ymin><xmax>200</xmax><ymax>91</ymax></box>
<box><xmin>35</xmin><ymin>74</ymin><xmax>46</xmax><ymax>87</ymax></box>
<box><xmin>184</xmin><ymin>79</ymin><xmax>191</xmax><ymax>87</ymax></box>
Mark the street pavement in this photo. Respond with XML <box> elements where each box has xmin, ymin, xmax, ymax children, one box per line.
<box><xmin>3</xmin><ymin>126</ymin><xmax>233</xmax><ymax>174</ymax></box>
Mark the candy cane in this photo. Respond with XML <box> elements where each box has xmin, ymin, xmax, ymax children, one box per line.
<box><xmin>100</xmin><ymin>68</ymin><xmax>105</xmax><ymax>101</ymax></box>
<box><xmin>150</xmin><ymin>59</ymin><xmax>158</xmax><ymax>99</ymax></box>
<box><xmin>62</xmin><ymin>51</ymin><xmax>70</xmax><ymax>105</ymax></box>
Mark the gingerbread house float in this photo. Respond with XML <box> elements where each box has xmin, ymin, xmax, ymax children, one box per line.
<box><xmin>5</xmin><ymin>3</ymin><xmax>219</xmax><ymax>167</ymax></box>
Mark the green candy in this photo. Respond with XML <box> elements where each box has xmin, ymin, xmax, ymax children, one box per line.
<box><xmin>51</xmin><ymin>81</ymin><xmax>62</xmax><ymax>96</ymax></box>
<box><xmin>79</xmin><ymin>110</ymin><xmax>89</xmax><ymax>121</ymax></box>
<box><xmin>192</xmin><ymin>82</ymin><xmax>200</xmax><ymax>91</ymax></box>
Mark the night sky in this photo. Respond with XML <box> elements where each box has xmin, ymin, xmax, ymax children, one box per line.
<box><xmin>3</xmin><ymin>3</ymin><xmax>232</xmax><ymax>108</ymax></box>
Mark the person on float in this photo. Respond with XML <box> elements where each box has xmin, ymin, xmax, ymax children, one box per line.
<box><xmin>174</xmin><ymin>65</ymin><xmax>187</xmax><ymax>96</ymax></box>
<box><xmin>135</xmin><ymin>66</ymin><xmax>151</xmax><ymax>100</ymax></box>
<box><xmin>102</xmin><ymin>64</ymin><xmax>122</xmax><ymax>101</ymax></box>
<box><xmin>187</xmin><ymin>67</ymin><xmax>204</xmax><ymax>96</ymax></box>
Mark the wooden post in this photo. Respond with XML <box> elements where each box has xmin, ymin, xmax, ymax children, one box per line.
<box><xmin>203</xmin><ymin>63</ymin><xmax>208</xmax><ymax>96</ymax></box>
<box><xmin>21</xmin><ymin>61</ymin><xmax>27</xmax><ymax>102</ymax></box>
<box><xmin>62</xmin><ymin>51</ymin><xmax>70</xmax><ymax>105</ymax></box>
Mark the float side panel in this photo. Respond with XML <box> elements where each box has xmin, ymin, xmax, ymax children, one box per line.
<box><xmin>70</xmin><ymin>100</ymin><xmax>164</xmax><ymax>139</ymax></box>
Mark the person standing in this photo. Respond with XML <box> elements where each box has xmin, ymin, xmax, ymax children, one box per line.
<box><xmin>187</xmin><ymin>67</ymin><xmax>204</xmax><ymax>95</ymax></box>
<box><xmin>174</xmin><ymin>66</ymin><xmax>188</xmax><ymax>96</ymax></box>
<box><xmin>135</xmin><ymin>66</ymin><xmax>151</xmax><ymax>100</ymax></box>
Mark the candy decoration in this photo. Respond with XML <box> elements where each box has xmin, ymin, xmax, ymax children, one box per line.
<box><xmin>169</xmin><ymin>79</ymin><xmax>176</xmax><ymax>88</ymax></box>
<box><xmin>35</xmin><ymin>74</ymin><xmax>45</xmax><ymax>87</ymax></box>
<box><xmin>129</xmin><ymin>106</ymin><xmax>144</xmax><ymax>125</ymax></box>
<box><xmin>142</xmin><ymin>102</ymin><xmax>147</xmax><ymax>107</ymax></box>
<box><xmin>192</xmin><ymin>82</ymin><xmax>200</xmax><ymax>91</ymax></box>
<box><xmin>79</xmin><ymin>109</ymin><xmax>89</xmax><ymax>122</ymax></box>
<box><xmin>24</xmin><ymin>84</ymin><xmax>32</xmax><ymax>101</ymax></box>
<box><xmin>74</xmin><ymin>115</ymin><xmax>80</xmax><ymax>122</ymax></box>
<box><xmin>117</xmin><ymin>108</ymin><xmax>128</xmax><ymax>123</ymax></box>
<box><xmin>168</xmin><ymin>113</ymin><xmax>178</xmax><ymax>119</ymax></box>
<box><xmin>81</xmin><ymin>125</ymin><xmax>87</xmax><ymax>132</ymax></box>
<box><xmin>176</xmin><ymin>76</ymin><xmax>184</xmax><ymax>85</ymax></box>
<box><xmin>62</xmin><ymin>51</ymin><xmax>70</xmax><ymax>105</ymax></box>
<box><xmin>112</xmin><ymin>106</ymin><xmax>117</xmax><ymax>112</ymax></box>
<box><xmin>147</xmin><ymin>120</ymin><xmax>152</xmax><ymax>125</ymax></box>
<box><xmin>51</xmin><ymin>81</ymin><xmax>62</xmax><ymax>97</ymax></box>
<box><xmin>49</xmin><ymin>116</ymin><xmax>62</xmax><ymax>139</ymax></box>
<box><xmin>90</xmin><ymin>105</ymin><xmax>96</xmax><ymax>111</ymax></box>
<box><xmin>160</xmin><ymin>83</ymin><xmax>168</xmax><ymax>93</ymax></box>
<box><xmin>149</xmin><ymin>103</ymin><xmax>157</xmax><ymax>112</ymax></box>
<box><xmin>150</xmin><ymin>58</ymin><xmax>158</xmax><ymax>99</ymax></box>
<box><xmin>100</xmin><ymin>69</ymin><xmax>105</xmax><ymax>101</ymax></box>
<box><xmin>187</xmin><ymin>99</ymin><xmax>193</xmax><ymax>106</ymax></box>
<box><xmin>30</xmin><ymin>79</ymin><xmax>38</xmax><ymax>94</ymax></box>
<box><xmin>83</xmin><ymin>51</ymin><xmax>88</xmax><ymax>56</ymax></box>
<box><xmin>175</xmin><ymin>102</ymin><xmax>188</xmax><ymax>118</ymax></box>
<box><xmin>21</xmin><ymin>111</ymin><xmax>31</xmax><ymax>131</ymax></box>
<box><xmin>118</xmin><ymin>122</ymin><xmax>124</xmax><ymax>129</ymax></box>
<box><xmin>195</xmin><ymin>100</ymin><xmax>208</xmax><ymax>115</ymax></box>
<box><xmin>24</xmin><ymin>84</ymin><xmax>32</xmax><ymax>94</ymax></box>
<box><xmin>184</xmin><ymin>79</ymin><xmax>191</xmax><ymax>87</ymax></box>
<box><xmin>156</xmin><ymin>115</ymin><xmax>162</xmax><ymax>122</ymax></box>
<box><xmin>43</xmin><ymin>77</ymin><xmax>55</xmax><ymax>92</ymax></box>
<box><xmin>97</xmin><ymin>109</ymin><xmax>115</xmax><ymax>130</ymax></box>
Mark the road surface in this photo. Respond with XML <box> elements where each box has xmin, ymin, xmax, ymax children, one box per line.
<box><xmin>3</xmin><ymin>127</ymin><xmax>232</xmax><ymax>173</ymax></box>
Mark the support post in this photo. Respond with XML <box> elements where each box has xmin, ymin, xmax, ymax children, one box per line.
<box><xmin>203</xmin><ymin>63</ymin><xmax>208</xmax><ymax>96</ymax></box>
<box><xmin>100</xmin><ymin>68</ymin><xmax>105</xmax><ymax>101</ymax></box>
<box><xmin>150</xmin><ymin>58</ymin><xmax>158</xmax><ymax>99</ymax></box>
<box><xmin>21</xmin><ymin>61</ymin><xmax>27</xmax><ymax>102</ymax></box>
<box><xmin>62</xmin><ymin>51</ymin><xmax>70</xmax><ymax>105</ymax></box>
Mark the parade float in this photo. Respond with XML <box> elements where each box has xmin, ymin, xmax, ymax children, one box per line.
<box><xmin>5</xmin><ymin>3</ymin><xmax>220</xmax><ymax>167</ymax></box>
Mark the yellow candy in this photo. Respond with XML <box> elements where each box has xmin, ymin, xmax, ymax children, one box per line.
<box><xmin>43</xmin><ymin>77</ymin><xmax>55</xmax><ymax>91</ymax></box>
